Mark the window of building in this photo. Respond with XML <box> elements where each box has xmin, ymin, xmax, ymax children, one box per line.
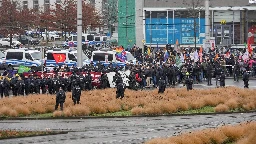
<box><xmin>33</xmin><ymin>0</ymin><xmax>39</xmax><ymax>11</ymax></box>
<box><xmin>56</xmin><ymin>0</ymin><xmax>61</xmax><ymax>4</ymax></box>
<box><xmin>23</xmin><ymin>1</ymin><xmax>28</xmax><ymax>9</ymax></box>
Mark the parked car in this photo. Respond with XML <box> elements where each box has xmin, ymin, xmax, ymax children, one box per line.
<box><xmin>0</xmin><ymin>38</ymin><xmax>21</xmax><ymax>48</ymax></box>
<box><xmin>41</xmin><ymin>32</ymin><xmax>60</xmax><ymax>41</ymax></box>
<box><xmin>16</xmin><ymin>35</ymin><xmax>40</xmax><ymax>45</ymax></box>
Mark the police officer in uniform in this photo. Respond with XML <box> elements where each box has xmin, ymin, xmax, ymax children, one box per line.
<box><xmin>72</xmin><ymin>83</ymin><xmax>81</xmax><ymax>105</ymax></box>
<box><xmin>40</xmin><ymin>76</ymin><xmax>47</xmax><ymax>94</ymax></box>
<box><xmin>0</xmin><ymin>77</ymin><xmax>4</xmax><ymax>98</ymax></box>
<box><xmin>243</xmin><ymin>70</ymin><xmax>249</xmax><ymax>88</ymax></box>
<box><xmin>158</xmin><ymin>77</ymin><xmax>166</xmax><ymax>93</ymax></box>
<box><xmin>115</xmin><ymin>74</ymin><xmax>125</xmax><ymax>99</ymax></box>
<box><xmin>55</xmin><ymin>87</ymin><xmax>66</xmax><ymax>111</ymax></box>
<box><xmin>85</xmin><ymin>71</ymin><xmax>92</xmax><ymax>90</ymax></box>
<box><xmin>184</xmin><ymin>72</ymin><xmax>193</xmax><ymax>91</ymax></box>
<box><xmin>3</xmin><ymin>76</ymin><xmax>10</xmax><ymax>97</ymax></box>
<box><xmin>219</xmin><ymin>71</ymin><xmax>225</xmax><ymax>87</ymax></box>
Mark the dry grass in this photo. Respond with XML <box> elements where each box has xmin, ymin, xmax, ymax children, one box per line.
<box><xmin>0</xmin><ymin>87</ymin><xmax>256</xmax><ymax>117</ymax></box>
<box><xmin>146</xmin><ymin>121</ymin><xmax>256</xmax><ymax>144</ymax></box>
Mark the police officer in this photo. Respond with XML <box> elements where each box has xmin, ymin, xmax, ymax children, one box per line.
<box><xmin>72</xmin><ymin>83</ymin><xmax>81</xmax><ymax>105</ymax></box>
<box><xmin>85</xmin><ymin>71</ymin><xmax>92</xmax><ymax>90</ymax></box>
<box><xmin>41</xmin><ymin>76</ymin><xmax>47</xmax><ymax>94</ymax></box>
<box><xmin>55</xmin><ymin>87</ymin><xmax>66</xmax><ymax>111</ymax></box>
<box><xmin>17</xmin><ymin>76</ymin><xmax>25</xmax><ymax>96</ymax></box>
<box><xmin>184</xmin><ymin>72</ymin><xmax>193</xmax><ymax>91</ymax></box>
<box><xmin>115</xmin><ymin>74</ymin><xmax>125</xmax><ymax>99</ymax></box>
<box><xmin>3</xmin><ymin>77</ymin><xmax>10</xmax><ymax>97</ymax></box>
<box><xmin>158</xmin><ymin>77</ymin><xmax>166</xmax><ymax>93</ymax></box>
<box><xmin>0</xmin><ymin>77</ymin><xmax>4</xmax><ymax>98</ymax></box>
<box><xmin>219</xmin><ymin>71</ymin><xmax>225</xmax><ymax>87</ymax></box>
<box><xmin>243</xmin><ymin>70</ymin><xmax>249</xmax><ymax>88</ymax></box>
<box><xmin>24</xmin><ymin>76</ymin><xmax>30</xmax><ymax>95</ymax></box>
<box><xmin>11</xmin><ymin>75</ymin><xmax>18</xmax><ymax>96</ymax></box>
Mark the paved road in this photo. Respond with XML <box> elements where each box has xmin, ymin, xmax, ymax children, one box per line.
<box><xmin>176</xmin><ymin>78</ymin><xmax>256</xmax><ymax>89</ymax></box>
<box><xmin>0</xmin><ymin>113</ymin><xmax>255</xmax><ymax>144</ymax></box>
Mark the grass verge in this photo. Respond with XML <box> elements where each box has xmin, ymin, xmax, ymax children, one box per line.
<box><xmin>146</xmin><ymin>121</ymin><xmax>256</xmax><ymax>144</ymax></box>
<box><xmin>0</xmin><ymin>87</ymin><xmax>256</xmax><ymax>117</ymax></box>
<box><xmin>0</xmin><ymin>130</ymin><xmax>67</xmax><ymax>140</ymax></box>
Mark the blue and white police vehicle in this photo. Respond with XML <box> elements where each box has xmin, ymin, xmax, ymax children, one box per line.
<box><xmin>44</xmin><ymin>49</ymin><xmax>89</xmax><ymax>68</ymax></box>
<box><xmin>84</xmin><ymin>49</ymin><xmax>136</xmax><ymax>67</ymax></box>
<box><xmin>63</xmin><ymin>34</ymin><xmax>95</xmax><ymax>47</ymax></box>
<box><xmin>4</xmin><ymin>49</ymin><xmax>43</xmax><ymax>70</ymax></box>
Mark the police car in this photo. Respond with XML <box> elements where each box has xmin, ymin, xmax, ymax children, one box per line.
<box><xmin>4</xmin><ymin>49</ymin><xmax>43</xmax><ymax>70</ymax></box>
<box><xmin>44</xmin><ymin>49</ymin><xmax>89</xmax><ymax>68</ymax></box>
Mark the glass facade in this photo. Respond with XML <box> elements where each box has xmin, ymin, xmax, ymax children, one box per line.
<box><xmin>145</xmin><ymin>10</ymin><xmax>205</xmax><ymax>45</ymax></box>
<box><xmin>144</xmin><ymin>9</ymin><xmax>256</xmax><ymax>46</ymax></box>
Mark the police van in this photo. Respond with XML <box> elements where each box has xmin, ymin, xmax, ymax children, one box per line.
<box><xmin>84</xmin><ymin>49</ymin><xmax>136</xmax><ymax>67</ymax></box>
<box><xmin>45</xmin><ymin>49</ymin><xmax>89</xmax><ymax>67</ymax></box>
<box><xmin>5</xmin><ymin>49</ymin><xmax>43</xmax><ymax>70</ymax></box>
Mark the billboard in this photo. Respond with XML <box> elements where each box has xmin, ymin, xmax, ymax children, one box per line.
<box><xmin>145</xmin><ymin>18</ymin><xmax>205</xmax><ymax>45</ymax></box>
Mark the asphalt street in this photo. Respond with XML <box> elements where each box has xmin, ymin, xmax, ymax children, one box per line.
<box><xmin>0</xmin><ymin>113</ymin><xmax>255</xmax><ymax>144</ymax></box>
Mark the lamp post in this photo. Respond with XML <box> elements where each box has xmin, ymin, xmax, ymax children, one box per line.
<box><xmin>77</xmin><ymin>0</ymin><xmax>83</xmax><ymax>67</ymax></box>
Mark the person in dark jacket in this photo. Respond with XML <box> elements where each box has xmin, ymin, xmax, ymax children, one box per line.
<box><xmin>72</xmin><ymin>84</ymin><xmax>81</xmax><ymax>105</ymax></box>
<box><xmin>219</xmin><ymin>71</ymin><xmax>225</xmax><ymax>87</ymax></box>
<box><xmin>243</xmin><ymin>70</ymin><xmax>249</xmax><ymax>88</ymax></box>
<box><xmin>55</xmin><ymin>87</ymin><xmax>66</xmax><ymax>111</ymax></box>
<box><xmin>158</xmin><ymin>77</ymin><xmax>166</xmax><ymax>93</ymax></box>
<box><xmin>115</xmin><ymin>74</ymin><xmax>125</xmax><ymax>99</ymax></box>
<box><xmin>206</xmin><ymin>62</ymin><xmax>213</xmax><ymax>86</ymax></box>
<box><xmin>184</xmin><ymin>72</ymin><xmax>193</xmax><ymax>91</ymax></box>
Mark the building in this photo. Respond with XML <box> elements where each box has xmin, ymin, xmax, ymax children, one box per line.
<box><xmin>0</xmin><ymin>0</ymin><xmax>102</xmax><ymax>12</ymax></box>
<box><xmin>118</xmin><ymin>0</ymin><xmax>256</xmax><ymax>49</ymax></box>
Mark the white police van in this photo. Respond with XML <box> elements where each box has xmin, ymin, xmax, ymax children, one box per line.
<box><xmin>84</xmin><ymin>49</ymin><xmax>136</xmax><ymax>67</ymax></box>
<box><xmin>45</xmin><ymin>49</ymin><xmax>89</xmax><ymax>67</ymax></box>
<box><xmin>5</xmin><ymin>49</ymin><xmax>43</xmax><ymax>70</ymax></box>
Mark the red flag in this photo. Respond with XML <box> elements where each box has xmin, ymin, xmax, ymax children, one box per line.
<box><xmin>52</xmin><ymin>53</ymin><xmax>66</xmax><ymax>64</ymax></box>
<box><xmin>248</xmin><ymin>39</ymin><xmax>253</xmax><ymax>54</ymax></box>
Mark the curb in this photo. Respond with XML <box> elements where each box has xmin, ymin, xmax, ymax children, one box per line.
<box><xmin>0</xmin><ymin>131</ymin><xmax>68</xmax><ymax>140</ymax></box>
<box><xmin>1</xmin><ymin>111</ymin><xmax>256</xmax><ymax>120</ymax></box>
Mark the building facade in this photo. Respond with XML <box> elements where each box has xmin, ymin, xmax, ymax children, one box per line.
<box><xmin>0</xmin><ymin>0</ymin><xmax>101</xmax><ymax>12</ymax></box>
<box><xmin>119</xmin><ymin>0</ymin><xmax>256</xmax><ymax>48</ymax></box>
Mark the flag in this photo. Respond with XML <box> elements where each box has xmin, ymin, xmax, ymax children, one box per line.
<box><xmin>199</xmin><ymin>46</ymin><xmax>203</xmax><ymax>62</ymax></box>
<box><xmin>115</xmin><ymin>46</ymin><xmax>127</xmax><ymax>62</ymax></box>
<box><xmin>248</xmin><ymin>39</ymin><xmax>253</xmax><ymax>54</ymax></box>
<box><xmin>147</xmin><ymin>47</ymin><xmax>151</xmax><ymax>55</ymax></box>
<box><xmin>52</xmin><ymin>53</ymin><xmax>66</xmax><ymax>64</ymax></box>
<box><xmin>18</xmin><ymin>65</ymin><xmax>31</xmax><ymax>74</ymax></box>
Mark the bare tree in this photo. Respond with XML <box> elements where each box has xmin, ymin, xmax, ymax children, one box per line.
<box><xmin>183</xmin><ymin>0</ymin><xmax>204</xmax><ymax>49</ymax></box>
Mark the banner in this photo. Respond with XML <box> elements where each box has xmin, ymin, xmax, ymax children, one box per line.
<box><xmin>23</xmin><ymin>70</ymin><xmax>131</xmax><ymax>88</ymax></box>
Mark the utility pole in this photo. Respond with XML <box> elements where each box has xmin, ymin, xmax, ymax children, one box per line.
<box><xmin>205</xmin><ymin>0</ymin><xmax>210</xmax><ymax>51</ymax></box>
<box><xmin>77</xmin><ymin>0</ymin><xmax>83</xmax><ymax>67</ymax></box>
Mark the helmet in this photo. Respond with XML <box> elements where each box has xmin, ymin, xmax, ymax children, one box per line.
<box><xmin>186</xmin><ymin>72</ymin><xmax>190</xmax><ymax>76</ymax></box>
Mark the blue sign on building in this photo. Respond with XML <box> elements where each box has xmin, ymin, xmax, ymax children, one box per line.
<box><xmin>145</xmin><ymin>18</ymin><xmax>205</xmax><ymax>45</ymax></box>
